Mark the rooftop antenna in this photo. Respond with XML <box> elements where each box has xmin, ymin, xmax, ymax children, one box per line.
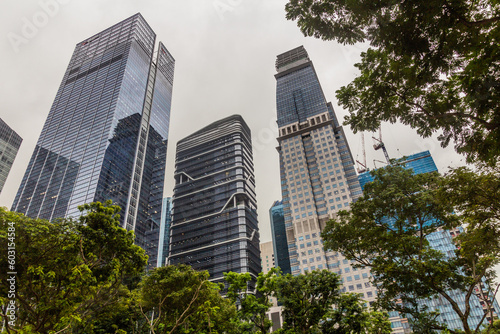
<box><xmin>372</xmin><ymin>128</ymin><xmax>390</xmax><ymax>164</ymax></box>
<box><xmin>356</xmin><ymin>132</ymin><xmax>368</xmax><ymax>173</ymax></box>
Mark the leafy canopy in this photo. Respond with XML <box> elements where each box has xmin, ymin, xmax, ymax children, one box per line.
<box><xmin>138</xmin><ymin>265</ymin><xmax>237</xmax><ymax>334</ymax></box>
<box><xmin>0</xmin><ymin>201</ymin><xmax>148</xmax><ymax>334</ymax></box>
<box><xmin>224</xmin><ymin>270</ymin><xmax>275</xmax><ymax>334</ymax></box>
<box><xmin>285</xmin><ymin>0</ymin><xmax>500</xmax><ymax>164</ymax></box>
<box><xmin>321</xmin><ymin>164</ymin><xmax>500</xmax><ymax>333</ymax></box>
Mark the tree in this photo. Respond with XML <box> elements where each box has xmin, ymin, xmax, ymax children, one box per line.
<box><xmin>261</xmin><ymin>269</ymin><xmax>390</xmax><ymax>334</ymax></box>
<box><xmin>271</xmin><ymin>270</ymin><xmax>341</xmax><ymax>334</ymax></box>
<box><xmin>285</xmin><ymin>0</ymin><xmax>500</xmax><ymax>164</ymax></box>
<box><xmin>137</xmin><ymin>265</ymin><xmax>237</xmax><ymax>334</ymax></box>
<box><xmin>322</xmin><ymin>293</ymin><xmax>391</xmax><ymax>334</ymax></box>
<box><xmin>0</xmin><ymin>201</ymin><xmax>148</xmax><ymax>333</ymax></box>
<box><xmin>482</xmin><ymin>320</ymin><xmax>500</xmax><ymax>334</ymax></box>
<box><xmin>224</xmin><ymin>270</ymin><xmax>275</xmax><ymax>333</ymax></box>
<box><xmin>321</xmin><ymin>164</ymin><xmax>500</xmax><ymax>333</ymax></box>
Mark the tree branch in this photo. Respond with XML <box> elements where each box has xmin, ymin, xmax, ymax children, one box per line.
<box><xmin>168</xmin><ymin>279</ymin><xmax>205</xmax><ymax>334</ymax></box>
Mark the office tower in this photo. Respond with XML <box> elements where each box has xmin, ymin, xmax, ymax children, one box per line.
<box><xmin>12</xmin><ymin>14</ymin><xmax>175</xmax><ymax>265</ymax></box>
<box><xmin>275</xmin><ymin>46</ymin><xmax>378</xmax><ymax>305</ymax></box>
<box><xmin>157</xmin><ymin>197</ymin><xmax>172</xmax><ymax>267</ymax></box>
<box><xmin>358</xmin><ymin>151</ymin><xmax>438</xmax><ymax>189</ymax></box>
<box><xmin>260</xmin><ymin>241</ymin><xmax>275</xmax><ymax>274</ymax></box>
<box><xmin>269</xmin><ymin>200</ymin><xmax>291</xmax><ymax>275</ymax></box>
<box><xmin>358</xmin><ymin>151</ymin><xmax>500</xmax><ymax>331</ymax></box>
<box><xmin>0</xmin><ymin>119</ymin><xmax>22</xmax><ymax>194</ymax></box>
<box><xmin>169</xmin><ymin>115</ymin><xmax>261</xmax><ymax>288</ymax></box>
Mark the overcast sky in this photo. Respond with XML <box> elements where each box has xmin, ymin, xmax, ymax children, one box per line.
<box><xmin>0</xmin><ymin>0</ymin><xmax>466</xmax><ymax>243</ymax></box>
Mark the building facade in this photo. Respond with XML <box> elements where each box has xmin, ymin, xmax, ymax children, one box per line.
<box><xmin>157</xmin><ymin>197</ymin><xmax>172</xmax><ymax>267</ymax></box>
<box><xmin>269</xmin><ymin>200</ymin><xmax>291</xmax><ymax>275</ymax></box>
<box><xmin>0</xmin><ymin>118</ymin><xmax>22</xmax><ymax>194</ymax></box>
<box><xmin>274</xmin><ymin>46</ymin><xmax>378</xmax><ymax>305</ymax></box>
<box><xmin>260</xmin><ymin>241</ymin><xmax>275</xmax><ymax>274</ymax></box>
<box><xmin>168</xmin><ymin>115</ymin><xmax>261</xmax><ymax>288</ymax></box>
<box><xmin>358</xmin><ymin>151</ymin><xmax>500</xmax><ymax>331</ymax></box>
<box><xmin>12</xmin><ymin>14</ymin><xmax>175</xmax><ymax>265</ymax></box>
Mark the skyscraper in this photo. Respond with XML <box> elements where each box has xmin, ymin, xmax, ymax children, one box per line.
<box><xmin>260</xmin><ymin>241</ymin><xmax>275</xmax><ymax>274</ymax></box>
<box><xmin>168</xmin><ymin>115</ymin><xmax>261</xmax><ymax>288</ymax></box>
<box><xmin>157</xmin><ymin>197</ymin><xmax>172</xmax><ymax>267</ymax></box>
<box><xmin>269</xmin><ymin>200</ymin><xmax>291</xmax><ymax>275</ymax></box>
<box><xmin>0</xmin><ymin>118</ymin><xmax>22</xmax><ymax>194</ymax></box>
<box><xmin>12</xmin><ymin>14</ymin><xmax>175</xmax><ymax>264</ymax></box>
<box><xmin>358</xmin><ymin>151</ymin><xmax>500</xmax><ymax>331</ymax></box>
<box><xmin>274</xmin><ymin>46</ymin><xmax>379</xmax><ymax>306</ymax></box>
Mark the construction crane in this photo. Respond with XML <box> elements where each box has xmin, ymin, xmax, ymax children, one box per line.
<box><xmin>373</xmin><ymin>159</ymin><xmax>389</xmax><ymax>169</ymax></box>
<box><xmin>356</xmin><ymin>132</ymin><xmax>368</xmax><ymax>173</ymax></box>
<box><xmin>372</xmin><ymin>128</ymin><xmax>390</xmax><ymax>164</ymax></box>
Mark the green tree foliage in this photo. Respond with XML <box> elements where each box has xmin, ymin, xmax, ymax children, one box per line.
<box><xmin>482</xmin><ymin>320</ymin><xmax>500</xmax><ymax>334</ymax></box>
<box><xmin>272</xmin><ymin>270</ymin><xmax>340</xmax><ymax>334</ymax></box>
<box><xmin>256</xmin><ymin>269</ymin><xmax>390</xmax><ymax>334</ymax></box>
<box><xmin>137</xmin><ymin>265</ymin><xmax>237</xmax><ymax>334</ymax></box>
<box><xmin>224</xmin><ymin>270</ymin><xmax>276</xmax><ymax>333</ymax></box>
<box><xmin>285</xmin><ymin>0</ymin><xmax>500</xmax><ymax>164</ymax></box>
<box><xmin>0</xmin><ymin>201</ymin><xmax>148</xmax><ymax>334</ymax></box>
<box><xmin>322</xmin><ymin>293</ymin><xmax>391</xmax><ymax>334</ymax></box>
<box><xmin>321</xmin><ymin>164</ymin><xmax>500</xmax><ymax>333</ymax></box>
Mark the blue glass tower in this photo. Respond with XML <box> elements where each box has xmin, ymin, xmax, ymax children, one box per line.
<box><xmin>358</xmin><ymin>151</ymin><xmax>500</xmax><ymax>331</ymax></box>
<box><xmin>157</xmin><ymin>197</ymin><xmax>172</xmax><ymax>267</ymax></box>
<box><xmin>269</xmin><ymin>200</ymin><xmax>291</xmax><ymax>275</ymax></box>
<box><xmin>358</xmin><ymin>151</ymin><xmax>438</xmax><ymax>188</ymax></box>
<box><xmin>12</xmin><ymin>14</ymin><xmax>175</xmax><ymax>265</ymax></box>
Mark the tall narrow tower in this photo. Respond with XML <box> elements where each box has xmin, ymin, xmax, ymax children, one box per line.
<box><xmin>12</xmin><ymin>14</ymin><xmax>175</xmax><ymax>265</ymax></box>
<box><xmin>269</xmin><ymin>200</ymin><xmax>291</xmax><ymax>275</ymax></box>
<box><xmin>169</xmin><ymin>115</ymin><xmax>261</xmax><ymax>289</ymax></box>
<box><xmin>275</xmin><ymin>46</ymin><xmax>378</xmax><ymax>303</ymax></box>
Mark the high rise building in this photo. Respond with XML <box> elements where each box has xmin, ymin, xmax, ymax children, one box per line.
<box><xmin>168</xmin><ymin>115</ymin><xmax>261</xmax><ymax>288</ymax></box>
<box><xmin>0</xmin><ymin>119</ymin><xmax>22</xmax><ymax>194</ymax></box>
<box><xmin>12</xmin><ymin>14</ymin><xmax>175</xmax><ymax>265</ymax></box>
<box><xmin>358</xmin><ymin>151</ymin><xmax>500</xmax><ymax>331</ymax></box>
<box><xmin>274</xmin><ymin>46</ymin><xmax>378</xmax><ymax>303</ymax></box>
<box><xmin>260</xmin><ymin>241</ymin><xmax>275</xmax><ymax>274</ymax></box>
<box><xmin>157</xmin><ymin>197</ymin><xmax>172</xmax><ymax>267</ymax></box>
<box><xmin>269</xmin><ymin>200</ymin><xmax>291</xmax><ymax>275</ymax></box>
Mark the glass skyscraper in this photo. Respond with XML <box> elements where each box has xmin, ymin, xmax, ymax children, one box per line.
<box><xmin>358</xmin><ymin>151</ymin><xmax>500</xmax><ymax>331</ymax></box>
<box><xmin>12</xmin><ymin>13</ymin><xmax>175</xmax><ymax>265</ymax></box>
<box><xmin>269</xmin><ymin>200</ymin><xmax>291</xmax><ymax>275</ymax></box>
<box><xmin>0</xmin><ymin>118</ymin><xmax>22</xmax><ymax>194</ymax></box>
<box><xmin>274</xmin><ymin>46</ymin><xmax>379</xmax><ymax>306</ymax></box>
<box><xmin>157</xmin><ymin>197</ymin><xmax>172</xmax><ymax>267</ymax></box>
<box><xmin>168</xmin><ymin>115</ymin><xmax>261</xmax><ymax>289</ymax></box>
